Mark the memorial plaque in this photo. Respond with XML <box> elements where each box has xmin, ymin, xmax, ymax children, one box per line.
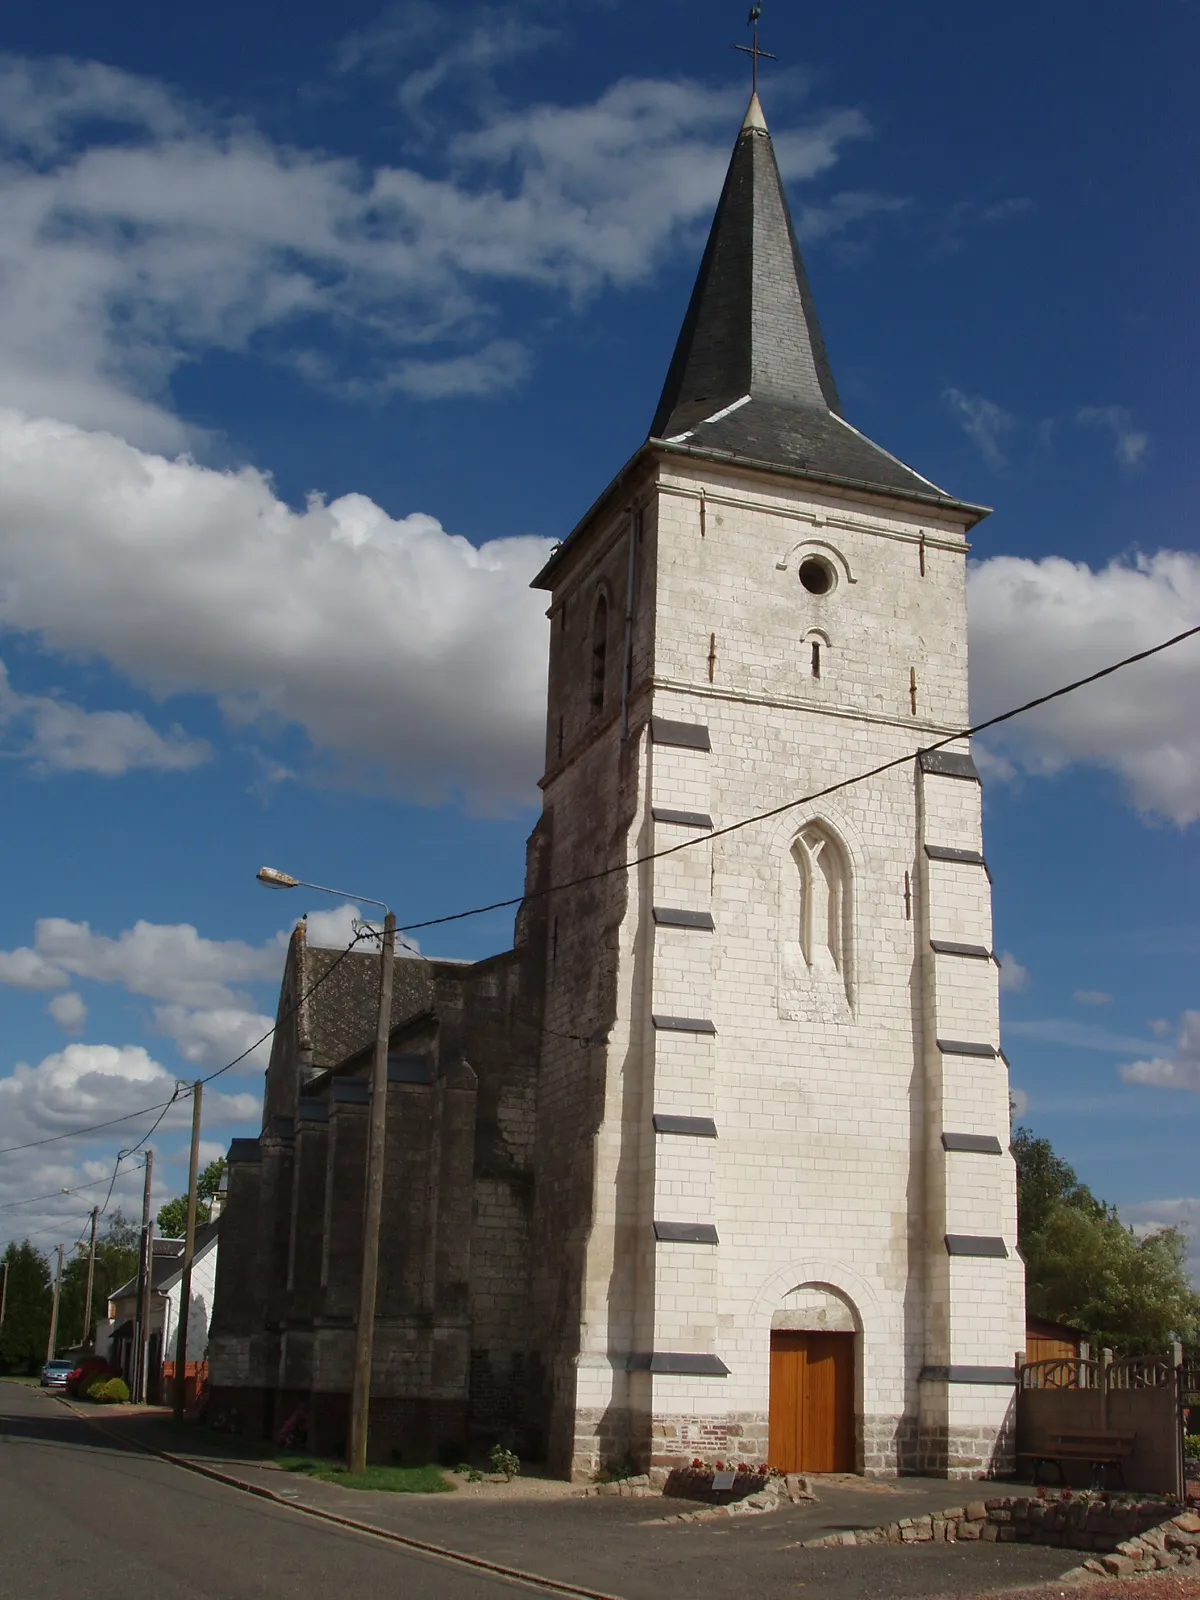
<box><xmin>711</xmin><ymin>1470</ymin><xmax>736</xmax><ymax>1491</ymax></box>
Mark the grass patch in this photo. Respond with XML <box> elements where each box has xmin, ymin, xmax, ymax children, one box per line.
<box><xmin>0</xmin><ymin>1374</ymin><xmax>42</xmax><ymax>1385</ymax></box>
<box><xmin>279</xmin><ymin>1457</ymin><xmax>453</xmax><ymax>1494</ymax></box>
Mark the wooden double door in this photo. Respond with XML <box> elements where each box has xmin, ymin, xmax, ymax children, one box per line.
<box><xmin>768</xmin><ymin>1330</ymin><xmax>855</xmax><ymax>1473</ymax></box>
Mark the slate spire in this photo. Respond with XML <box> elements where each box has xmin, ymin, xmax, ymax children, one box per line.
<box><xmin>649</xmin><ymin>95</ymin><xmax>948</xmax><ymax>503</ymax></box>
<box><xmin>651</xmin><ymin>93</ymin><xmax>840</xmax><ymax>439</ymax></box>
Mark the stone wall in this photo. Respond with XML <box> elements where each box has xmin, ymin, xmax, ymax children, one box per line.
<box><xmin>800</xmin><ymin>1492</ymin><xmax>1200</xmax><ymax>1578</ymax></box>
<box><xmin>531</xmin><ymin>450</ymin><xmax>1022</xmax><ymax>1482</ymax></box>
<box><xmin>209</xmin><ymin>923</ymin><xmax>544</xmax><ymax>1460</ymax></box>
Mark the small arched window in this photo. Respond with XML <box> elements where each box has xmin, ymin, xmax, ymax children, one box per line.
<box><xmin>590</xmin><ymin>593</ymin><xmax>609</xmax><ymax>713</ymax></box>
<box><xmin>804</xmin><ymin>630</ymin><xmax>830</xmax><ymax>684</ymax></box>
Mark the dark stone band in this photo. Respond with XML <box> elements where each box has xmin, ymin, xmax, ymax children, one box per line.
<box><xmin>654</xmin><ymin>1113</ymin><xmax>718</xmax><ymax>1138</ymax></box>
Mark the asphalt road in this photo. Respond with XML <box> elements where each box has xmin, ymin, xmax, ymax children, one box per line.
<box><xmin>0</xmin><ymin>1382</ymin><xmax>1078</xmax><ymax>1600</ymax></box>
<box><xmin>0</xmin><ymin>1382</ymin><xmax>549</xmax><ymax>1600</ymax></box>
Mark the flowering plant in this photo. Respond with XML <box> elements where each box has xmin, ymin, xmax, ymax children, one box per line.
<box><xmin>278</xmin><ymin>1407</ymin><xmax>308</xmax><ymax>1450</ymax></box>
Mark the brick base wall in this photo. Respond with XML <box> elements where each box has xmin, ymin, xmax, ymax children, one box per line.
<box><xmin>568</xmin><ymin>1405</ymin><xmax>1009</xmax><ymax>1482</ymax></box>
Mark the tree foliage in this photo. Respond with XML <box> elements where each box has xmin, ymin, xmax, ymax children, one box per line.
<box><xmin>156</xmin><ymin>1158</ymin><xmax>226</xmax><ymax>1240</ymax></box>
<box><xmin>57</xmin><ymin>1211</ymin><xmax>141</xmax><ymax>1352</ymax></box>
<box><xmin>0</xmin><ymin>1240</ymin><xmax>51</xmax><ymax>1374</ymax></box>
<box><xmin>1013</xmin><ymin>1125</ymin><xmax>1200</xmax><ymax>1354</ymax></box>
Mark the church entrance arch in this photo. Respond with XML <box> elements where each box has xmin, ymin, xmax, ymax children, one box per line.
<box><xmin>768</xmin><ymin>1284</ymin><xmax>858</xmax><ymax>1473</ymax></box>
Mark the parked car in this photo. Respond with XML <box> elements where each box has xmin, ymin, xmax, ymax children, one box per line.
<box><xmin>40</xmin><ymin>1359</ymin><xmax>75</xmax><ymax>1389</ymax></box>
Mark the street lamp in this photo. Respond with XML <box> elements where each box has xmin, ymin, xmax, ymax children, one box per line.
<box><xmin>257</xmin><ymin>866</ymin><xmax>396</xmax><ymax>1474</ymax></box>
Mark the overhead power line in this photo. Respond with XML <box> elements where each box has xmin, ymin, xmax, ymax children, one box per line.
<box><xmin>1</xmin><ymin>622</ymin><xmax>1197</xmax><ymax>1171</ymax></box>
<box><xmin>394</xmin><ymin>620</ymin><xmax>1200</xmax><ymax>936</ymax></box>
<box><xmin>0</xmin><ymin>1154</ymin><xmax>149</xmax><ymax>1214</ymax></box>
<box><xmin>0</xmin><ymin>928</ymin><xmax>376</xmax><ymax>1160</ymax></box>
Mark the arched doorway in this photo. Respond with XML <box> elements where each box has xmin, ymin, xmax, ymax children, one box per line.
<box><xmin>768</xmin><ymin>1285</ymin><xmax>857</xmax><ymax>1473</ymax></box>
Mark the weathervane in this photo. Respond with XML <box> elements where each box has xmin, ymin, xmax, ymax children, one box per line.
<box><xmin>731</xmin><ymin>3</ymin><xmax>778</xmax><ymax>95</ymax></box>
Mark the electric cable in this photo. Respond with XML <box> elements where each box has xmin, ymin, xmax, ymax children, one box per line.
<box><xmin>394</xmin><ymin>620</ymin><xmax>1200</xmax><ymax>936</ymax></box>
<box><xmin>0</xmin><ymin>1162</ymin><xmax>145</xmax><ymax>1213</ymax></box>
<box><xmin>1</xmin><ymin>622</ymin><xmax>1198</xmax><ymax>1164</ymax></box>
<box><xmin>0</xmin><ymin>928</ymin><xmax>378</xmax><ymax>1158</ymax></box>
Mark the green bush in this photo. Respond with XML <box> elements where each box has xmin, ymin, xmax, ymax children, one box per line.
<box><xmin>1185</xmin><ymin>1434</ymin><xmax>1200</xmax><ymax>1461</ymax></box>
<box><xmin>489</xmin><ymin>1442</ymin><xmax>520</xmax><ymax>1480</ymax></box>
<box><xmin>86</xmin><ymin>1376</ymin><xmax>130</xmax><ymax>1404</ymax></box>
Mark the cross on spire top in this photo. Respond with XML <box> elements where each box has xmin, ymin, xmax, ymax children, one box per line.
<box><xmin>731</xmin><ymin>4</ymin><xmax>778</xmax><ymax>95</ymax></box>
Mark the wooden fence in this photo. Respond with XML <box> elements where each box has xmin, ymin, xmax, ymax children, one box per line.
<box><xmin>1016</xmin><ymin>1348</ymin><xmax>1186</xmax><ymax>1497</ymax></box>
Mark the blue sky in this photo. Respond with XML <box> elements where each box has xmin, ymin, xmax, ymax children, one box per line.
<box><xmin>1</xmin><ymin>0</ymin><xmax>1197</xmax><ymax>1276</ymax></box>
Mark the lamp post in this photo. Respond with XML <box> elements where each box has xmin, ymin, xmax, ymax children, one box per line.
<box><xmin>257</xmin><ymin>867</ymin><xmax>395</xmax><ymax>1473</ymax></box>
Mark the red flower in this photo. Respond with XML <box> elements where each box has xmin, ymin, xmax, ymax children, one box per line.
<box><xmin>715</xmin><ymin>1460</ymin><xmax>725</xmax><ymax>1470</ymax></box>
<box><xmin>692</xmin><ymin>1458</ymin><xmax>703</xmax><ymax>1469</ymax></box>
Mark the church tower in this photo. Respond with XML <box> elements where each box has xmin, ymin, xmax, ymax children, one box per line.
<box><xmin>525</xmin><ymin>93</ymin><xmax>1024</xmax><ymax>1481</ymax></box>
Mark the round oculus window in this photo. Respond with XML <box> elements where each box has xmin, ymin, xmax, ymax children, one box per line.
<box><xmin>798</xmin><ymin>556</ymin><xmax>835</xmax><ymax>595</ymax></box>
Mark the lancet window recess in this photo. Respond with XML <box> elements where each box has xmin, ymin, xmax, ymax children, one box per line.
<box><xmin>804</xmin><ymin>629</ymin><xmax>830</xmax><ymax>683</ymax></box>
<box><xmin>791</xmin><ymin>822</ymin><xmax>854</xmax><ymax>1006</ymax></box>
<box><xmin>590</xmin><ymin>591</ymin><xmax>609</xmax><ymax>713</ymax></box>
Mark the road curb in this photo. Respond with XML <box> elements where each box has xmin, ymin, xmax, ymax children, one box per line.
<box><xmin>50</xmin><ymin>1394</ymin><xmax>624</xmax><ymax>1600</ymax></box>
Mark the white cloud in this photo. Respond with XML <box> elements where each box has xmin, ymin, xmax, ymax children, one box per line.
<box><xmin>0</xmin><ymin>903</ymin><xmax>419</xmax><ymax>1083</ymax></box>
<box><xmin>1077</xmin><ymin>405</ymin><xmax>1150</xmax><ymax>469</ymax></box>
<box><xmin>0</xmin><ymin>660</ymin><xmax>210</xmax><ymax>776</ymax></box>
<box><xmin>338</xmin><ymin>4</ymin><xmax>558</xmax><ymax>128</ymax></box>
<box><xmin>47</xmin><ymin>991</ymin><xmax>86</xmax><ymax>1033</ymax></box>
<box><xmin>1073</xmin><ymin>989</ymin><xmax>1113</xmax><ymax>1007</ymax></box>
<box><xmin>0</xmin><ymin>1042</ymin><xmax>256</xmax><ymax>1248</ymax></box>
<box><xmin>968</xmin><ymin>550</ymin><xmax>1200</xmax><ymax>825</ymax></box>
<box><xmin>0</xmin><ymin>915</ymin><xmax>284</xmax><ymax>1007</ymax></box>
<box><xmin>943</xmin><ymin>388</ymin><xmax>1015</xmax><ymax>467</ymax></box>
<box><xmin>302</xmin><ymin>902</ymin><xmax>421</xmax><ymax>956</ymax></box>
<box><xmin>0</xmin><ymin>55</ymin><xmax>887</xmax><ymax>808</ymax></box>
<box><xmin>997</xmin><ymin>951</ymin><xmax>1028</xmax><ymax>993</ymax></box>
<box><xmin>1009</xmin><ymin>1087</ymin><xmax>1030</xmax><ymax>1119</ymax></box>
<box><xmin>0</xmin><ymin>945</ymin><xmax>68</xmax><ymax>989</ymax></box>
<box><xmin>0</xmin><ymin>1041</ymin><xmax>256</xmax><ymax>1149</ymax></box>
<box><xmin>152</xmin><ymin>1004</ymin><xmax>273</xmax><ymax>1072</ymax></box>
<box><xmin>0</xmin><ymin>411</ymin><xmax>553</xmax><ymax>807</ymax></box>
<box><xmin>794</xmin><ymin>191</ymin><xmax>908</xmax><ymax>245</ymax></box>
<box><xmin>981</xmin><ymin>197</ymin><xmax>1035</xmax><ymax>223</ymax></box>
<box><xmin>303</xmin><ymin>902</ymin><xmax>374</xmax><ymax>950</ymax></box>
<box><xmin>1005</xmin><ymin>1018</ymin><xmax>1163</xmax><ymax>1054</ymax></box>
<box><xmin>1119</xmin><ymin>1011</ymin><xmax>1200</xmax><ymax>1093</ymax></box>
<box><xmin>0</xmin><ymin>54</ymin><xmax>873</xmax><ymax>440</ymax></box>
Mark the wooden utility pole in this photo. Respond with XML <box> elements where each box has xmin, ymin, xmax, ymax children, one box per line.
<box><xmin>347</xmin><ymin>911</ymin><xmax>396</xmax><ymax>1473</ymax></box>
<box><xmin>133</xmin><ymin>1152</ymin><xmax>154</xmax><ymax>1402</ymax></box>
<box><xmin>172</xmin><ymin>1082</ymin><xmax>203</xmax><ymax>1421</ymax></box>
<box><xmin>45</xmin><ymin>1244</ymin><xmax>64</xmax><ymax>1363</ymax></box>
<box><xmin>81</xmin><ymin>1206</ymin><xmax>99</xmax><ymax>1350</ymax></box>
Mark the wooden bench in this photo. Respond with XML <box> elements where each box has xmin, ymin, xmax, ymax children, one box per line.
<box><xmin>1021</xmin><ymin>1432</ymin><xmax>1136</xmax><ymax>1489</ymax></box>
